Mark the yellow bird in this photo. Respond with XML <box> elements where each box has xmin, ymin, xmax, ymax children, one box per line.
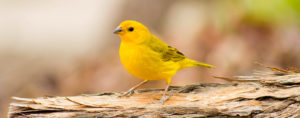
<box><xmin>114</xmin><ymin>20</ymin><xmax>215</xmax><ymax>103</ymax></box>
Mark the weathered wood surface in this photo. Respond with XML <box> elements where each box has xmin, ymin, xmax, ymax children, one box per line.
<box><xmin>8</xmin><ymin>72</ymin><xmax>300</xmax><ymax>118</ymax></box>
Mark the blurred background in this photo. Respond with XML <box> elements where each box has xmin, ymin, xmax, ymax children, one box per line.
<box><xmin>1</xmin><ymin>0</ymin><xmax>300</xmax><ymax>117</ymax></box>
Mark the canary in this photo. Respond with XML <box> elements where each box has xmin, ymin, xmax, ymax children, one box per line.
<box><xmin>114</xmin><ymin>20</ymin><xmax>215</xmax><ymax>103</ymax></box>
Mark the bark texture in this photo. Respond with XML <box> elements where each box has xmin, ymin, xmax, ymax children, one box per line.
<box><xmin>8</xmin><ymin>72</ymin><xmax>300</xmax><ymax>118</ymax></box>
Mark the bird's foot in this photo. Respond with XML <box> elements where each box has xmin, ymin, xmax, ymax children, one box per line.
<box><xmin>118</xmin><ymin>88</ymin><xmax>135</xmax><ymax>97</ymax></box>
<box><xmin>158</xmin><ymin>95</ymin><xmax>170</xmax><ymax>104</ymax></box>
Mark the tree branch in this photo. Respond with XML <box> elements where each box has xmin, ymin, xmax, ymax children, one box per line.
<box><xmin>8</xmin><ymin>73</ymin><xmax>300</xmax><ymax>118</ymax></box>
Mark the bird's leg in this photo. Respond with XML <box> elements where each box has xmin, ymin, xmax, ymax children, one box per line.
<box><xmin>159</xmin><ymin>84</ymin><xmax>170</xmax><ymax>104</ymax></box>
<box><xmin>121</xmin><ymin>80</ymin><xmax>149</xmax><ymax>97</ymax></box>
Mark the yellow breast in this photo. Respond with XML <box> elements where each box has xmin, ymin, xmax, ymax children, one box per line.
<box><xmin>119</xmin><ymin>42</ymin><xmax>179</xmax><ymax>80</ymax></box>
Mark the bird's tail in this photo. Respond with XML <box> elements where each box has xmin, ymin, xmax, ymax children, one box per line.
<box><xmin>195</xmin><ymin>62</ymin><xmax>216</xmax><ymax>68</ymax></box>
<box><xmin>180</xmin><ymin>59</ymin><xmax>215</xmax><ymax>69</ymax></box>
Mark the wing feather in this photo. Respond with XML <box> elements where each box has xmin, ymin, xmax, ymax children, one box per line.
<box><xmin>146</xmin><ymin>35</ymin><xmax>186</xmax><ymax>62</ymax></box>
<box><xmin>161</xmin><ymin>46</ymin><xmax>185</xmax><ymax>62</ymax></box>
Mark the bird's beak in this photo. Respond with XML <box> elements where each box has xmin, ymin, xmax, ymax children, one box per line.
<box><xmin>113</xmin><ymin>26</ymin><xmax>122</xmax><ymax>34</ymax></box>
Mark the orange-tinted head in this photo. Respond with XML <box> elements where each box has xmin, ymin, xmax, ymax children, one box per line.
<box><xmin>114</xmin><ymin>20</ymin><xmax>150</xmax><ymax>43</ymax></box>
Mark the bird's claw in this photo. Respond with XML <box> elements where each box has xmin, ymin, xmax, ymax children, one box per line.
<box><xmin>158</xmin><ymin>95</ymin><xmax>170</xmax><ymax>104</ymax></box>
<box><xmin>118</xmin><ymin>89</ymin><xmax>135</xmax><ymax>98</ymax></box>
<box><xmin>123</xmin><ymin>90</ymin><xmax>134</xmax><ymax>96</ymax></box>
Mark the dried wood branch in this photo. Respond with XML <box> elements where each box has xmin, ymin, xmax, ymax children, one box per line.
<box><xmin>8</xmin><ymin>73</ymin><xmax>300</xmax><ymax>118</ymax></box>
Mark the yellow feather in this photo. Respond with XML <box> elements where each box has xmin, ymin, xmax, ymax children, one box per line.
<box><xmin>114</xmin><ymin>20</ymin><xmax>215</xmax><ymax>103</ymax></box>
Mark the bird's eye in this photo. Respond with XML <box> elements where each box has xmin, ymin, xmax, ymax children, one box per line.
<box><xmin>128</xmin><ymin>27</ymin><xmax>134</xmax><ymax>32</ymax></box>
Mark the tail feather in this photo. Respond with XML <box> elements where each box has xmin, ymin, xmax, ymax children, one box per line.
<box><xmin>195</xmin><ymin>62</ymin><xmax>216</xmax><ymax>68</ymax></box>
<box><xmin>180</xmin><ymin>59</ymin><xmax>215</xmax><ymax>69</ymax></box>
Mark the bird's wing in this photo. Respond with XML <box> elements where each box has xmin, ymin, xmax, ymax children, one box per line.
<box><xmin>145</xmin><ymin>35</ymin><xmax>186</xmax><ymax>62</ymax></box>
<box><xmin>161</xmin><ymin>46</ymin><xmax>186</xmax><ymax>62</ymax></box>
<box><xmin>146</xmin><ymin>36</ymin><xmax>186</xmax><ymax>62</ymax></box>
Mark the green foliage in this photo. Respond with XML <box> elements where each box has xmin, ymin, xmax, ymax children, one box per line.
<box><xmin>242</xmin><ymin>0</ymin><xmax>299</xmax><ymax>25</ymax></box>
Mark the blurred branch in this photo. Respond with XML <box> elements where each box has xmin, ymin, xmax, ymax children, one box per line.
<box><xmin>8</xmin><ymin>73</ymin><xmax>300</xmax><ymax>117</ymax></box>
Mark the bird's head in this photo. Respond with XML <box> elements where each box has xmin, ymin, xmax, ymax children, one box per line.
<box><xmin>114</xmin><ymin>20</ymin><xmax>151</xmax><ymax>43</ymax></box>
